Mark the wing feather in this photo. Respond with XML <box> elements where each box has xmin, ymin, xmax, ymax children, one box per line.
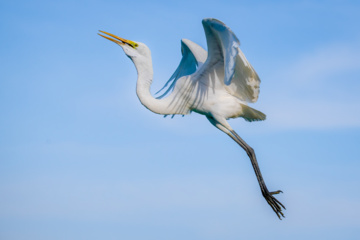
<box><xmin>202</xmin><ymin>18</ymin><xmax>261</xmax><ymax>103</ymax></box>
<box><xmin>156</xmin><ymin>39</ymin><xmax>207</xmax><ymax>99</ymax></box>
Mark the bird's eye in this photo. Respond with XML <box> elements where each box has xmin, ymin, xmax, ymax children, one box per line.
<box><xmin>126</xmin><ymin>42</ymin><xmax>138</xmax><ymax>49</ymax></box>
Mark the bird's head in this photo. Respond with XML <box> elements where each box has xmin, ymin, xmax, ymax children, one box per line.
<box><xmin>98</xmin><ymin>30</ymin><xmax>150</xmax><ymax>60</ymax></box>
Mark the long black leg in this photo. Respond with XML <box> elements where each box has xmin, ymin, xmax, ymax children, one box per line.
<box><xmin>206</xmin><ymin>116</ymin><xmax>285</xmax><ymax>219</ymax></box>
<box><xmin>230</xmin><ymin>130</ymin><xmax>285</xmax><ymax>219</ymax></box>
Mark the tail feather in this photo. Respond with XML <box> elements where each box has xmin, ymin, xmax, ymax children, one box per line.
<box><xmin>241</xmin><ymin>104</ymin><xmax>266</xmax><ymax>122</ymax></box>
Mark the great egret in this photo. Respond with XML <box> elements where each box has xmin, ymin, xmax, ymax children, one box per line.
<box><xmin>99</xmin><ymin>18</ymin><xmax>285</xmax><ymax>219</ymax></box>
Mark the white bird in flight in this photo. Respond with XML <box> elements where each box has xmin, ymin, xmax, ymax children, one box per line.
<box><xmin>99</xmin><ymin>18</ymin><xmax>285</xmax><ymax>219</ymax></box>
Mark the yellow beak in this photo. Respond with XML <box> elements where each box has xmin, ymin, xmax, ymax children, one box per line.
<box><xmin>98</xmin><ymin>30</ymin><xmax>138</xmax><ymax>48</ymax></box>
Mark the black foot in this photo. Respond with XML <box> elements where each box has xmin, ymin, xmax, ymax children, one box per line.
<box><xmin>262</xmin><ymin>190</ymin><xmax>286</xmax><ymax>220</ymax></box>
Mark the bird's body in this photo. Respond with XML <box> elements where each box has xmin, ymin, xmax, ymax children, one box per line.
<box><xmin>165</xmin><ymin>67</ymin><xmax>263</xmax><ymax>121</ymax></box>
<box><xmin>99</xmin><ymin>18</ymin><xmax>285</xmax><ymax>219</ymax></box>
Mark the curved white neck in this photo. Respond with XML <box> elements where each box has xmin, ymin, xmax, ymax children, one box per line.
<box><xmin>132</xmin><ymin>56</ymin><xmax>177</xmax><ymax>115</ymax></box>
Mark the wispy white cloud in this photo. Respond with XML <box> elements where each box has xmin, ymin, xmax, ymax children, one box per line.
<box><xmin>285</xmin><ymin>42</ymin><xmax>360</xmax><ymax>86</ymax></box>
<box><xmin>264</xmin><ymin>100</ymin><xmax>360</xmax><ymax>129</ymax></box>
<box><xmin>261</xmin><ymin>41</ymin><xmax>360</xmax><ymax>129</ymax></box>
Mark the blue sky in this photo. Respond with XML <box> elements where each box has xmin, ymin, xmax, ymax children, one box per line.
<box><xmin>1</xmin><ymin>0</ymin><xmax>360</xmax><ymax>239</ymax></box>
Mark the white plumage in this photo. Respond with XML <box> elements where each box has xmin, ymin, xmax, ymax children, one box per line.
<box><xmin>99</xmin><ymin>18</ymin><xmax>285</xmax><ymax>219</ymax></box>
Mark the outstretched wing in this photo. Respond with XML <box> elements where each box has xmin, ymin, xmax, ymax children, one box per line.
<box><xmin>156</xmin><ymin>39</ymin><xmax>207</xmax><ymax>99</ymax></box>
<box><xmin>202</xmin><ymin>18</ymin><xmax>261</xmax><ymax>103</ymax></box>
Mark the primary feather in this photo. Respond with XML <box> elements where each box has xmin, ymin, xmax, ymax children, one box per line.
<box><xmin>158</xmin><ymin>18</ymin><xmax>261</xmax><ymax>107</ymax></box>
